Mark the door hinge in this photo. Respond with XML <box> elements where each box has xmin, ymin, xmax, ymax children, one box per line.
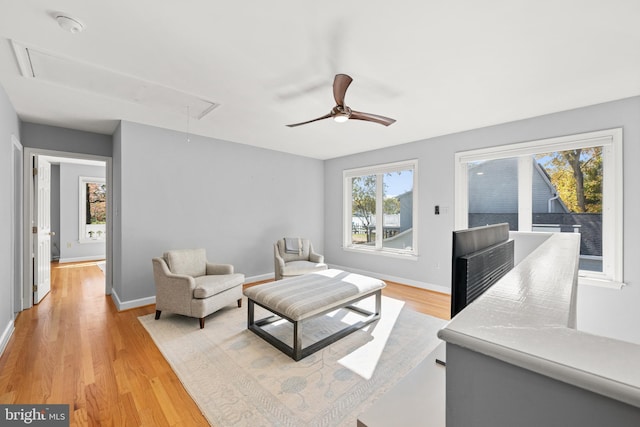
<box><xmin>33</xmin><ymin>167</ymin><xmax>38</xmax><ymax>176</ymax></box>
<box><xmin>32</xmin><ymin>226</ymin><xmax>37</xmax><ymax>234</ymax></box>
<box><xmin>33</xmin><ymin>284</ymin><xmax>38</xmax><ymax>292</ymax></box>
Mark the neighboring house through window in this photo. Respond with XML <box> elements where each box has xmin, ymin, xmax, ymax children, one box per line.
<box><xmin>343</xmin><ymin>160</ymin><xmax>418</xmax><ymax>258</ymax></box>
<box><xmin>455</xmin><ymin>128</ymin><xmax>623</xmax><ymax>286</ymax></box>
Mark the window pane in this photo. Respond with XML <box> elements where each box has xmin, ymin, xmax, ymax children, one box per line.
<box><xmin>467</xmin><ymin>158</ymin><xmax>519</xmax><ymax>231</ymax></box>
<box><xmin>351</xmin><ymin>175</ymin><xmax>376</xmax><ymax>246</ymax></box>
<box><xmin>80</xmin><ymin>177</ymin><xmax>107</xmax><ymax>241</ymax></box>
<box><xmin>86</xmin><ymin>182</ymin><xmax>107</xmax><ymax>224</ymax></box>
<box><xmin>382</xmin><ymin>170</ymin><xmax>413</xmax><ymax>250</ymax></box>
<box><xmin>533</xmin><ymin>149</ymin><xmax>603</xmax><ymax>272</ymax></box>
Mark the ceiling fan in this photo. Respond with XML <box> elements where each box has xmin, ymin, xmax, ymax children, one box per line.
<box><xmin>286</xmin><ymin>74</ymin><xmax>396</xmax><ymax>127</ymax></box>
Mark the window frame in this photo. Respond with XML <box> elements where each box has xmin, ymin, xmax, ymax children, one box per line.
<box><xmin>454</xmin><ymin>128</ymin><xmax>623</xmax><ymax>287</ymax></box>
<box><xmin>79</xmin><ymin>175</ymin><xmax>106</xmax><ymax>244</ymax></box>
<box><xmin>343</xmin><ymin>159</ymin><xmax>419</xmax><ymax>259</ymax></box>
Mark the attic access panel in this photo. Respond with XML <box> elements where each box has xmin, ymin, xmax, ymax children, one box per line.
<box><xmin>11</xmin><ymin>40</ymin><xmax>219</xmax><ymax>120</ymax></box>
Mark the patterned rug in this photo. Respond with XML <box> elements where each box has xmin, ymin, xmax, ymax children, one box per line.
<box><xmin>138</xmin><ymin>295</ymin><xmax>447</xmax><ymax>427</ymax></box>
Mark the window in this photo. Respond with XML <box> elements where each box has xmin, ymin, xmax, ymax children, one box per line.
<box><xmin>79</xmin><ymin>176</ymin><xmax>106</xmax><ymax>243</ymax></box>
<box><xmin>455</xmin><ymin>128</ymin><xmax>622</xmax><ymax>286</ymax></box>
<box><xmin>343</xmin><ymin>160</ymin><xmax>418</xmax><ymax>258</ymax></box>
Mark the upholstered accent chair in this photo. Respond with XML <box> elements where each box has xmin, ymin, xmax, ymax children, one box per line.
<box><xmin>152</xmin><ymin>248</ymin><xmax>244</xmax><ymax>328</ymax></box>
<box><xmin>274</xmin><ymin>238</ymin><xmax>328</xmax><ymax>280</ymax></box>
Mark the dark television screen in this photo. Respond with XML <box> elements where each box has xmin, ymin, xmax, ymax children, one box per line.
<box><xmin>451</xmin><ymin>223</ymin><xmax>514</xmax><ymax>317</ymax></box>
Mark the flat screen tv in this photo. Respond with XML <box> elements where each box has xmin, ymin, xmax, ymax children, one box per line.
<box><xmin>451</xmin><ymin>223</ymin><xmax>514</xmax><ymax>318</ymax></box>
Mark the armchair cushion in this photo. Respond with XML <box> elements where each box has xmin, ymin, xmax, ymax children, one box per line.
<box><xmin>193</xmin><ymin>273</ymin><xmax>245</xmax><ymax>299</ymax></box>
<box><xmin>281</xmin><ymin>260</ymin><xmax>327</xmax><ymax>277</ymax></box>
<box><xmin>165</xmin><ymin>248</ymin><xmax>206</xmax><ymax>277</ymax></box>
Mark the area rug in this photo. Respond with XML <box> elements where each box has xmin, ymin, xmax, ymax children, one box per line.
<box><xmin>138</xmin><ymin>295</ymin><xmax>447</xmax><ymax>427</ymax></box>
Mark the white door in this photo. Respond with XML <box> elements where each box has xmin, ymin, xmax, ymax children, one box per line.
<box><xmin>33</xmin><ymin>156</ymin><xmax>51</xmax><ymax>304</ymax></box>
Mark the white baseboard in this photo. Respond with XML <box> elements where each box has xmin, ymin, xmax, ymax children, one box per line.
<box><xmin>245</xmin><ymin>272</ymin><xmax>275</xmax><ymax>283</ymax></box>
<box><xmin>0</xmin><ymin>319</ymin><xmax>15</xmax><ymax>358</ymax></box>
<box><xmin>329</xmin><ymin>264</ymin><xmax>451</xmax><ymax>295</ymax></box>
<box><xmin>110</xmin><ymin>289</ymin><xmax>156</xmax><ymax>311</ymax></box>
<box><xmin>58</xmin><ymin>255</ymin><xmax>106</xmax><ymax>263</ymax></box>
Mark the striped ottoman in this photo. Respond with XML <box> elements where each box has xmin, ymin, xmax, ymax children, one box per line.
<box><xmin>243</xmin><ymin>269</ymin><xmax>386</xmax><ymax>361</ymax></box>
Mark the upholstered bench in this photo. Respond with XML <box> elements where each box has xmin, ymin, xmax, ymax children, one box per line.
<box><xmin>243</xmin><ymin>269</ymin><xmax>386</xmax><ymax>360</ymax></box>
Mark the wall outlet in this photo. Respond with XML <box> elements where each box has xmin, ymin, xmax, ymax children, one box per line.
<box><xmin>67</xmin><ymin>242</ymin><xmax>72</xmax><ymax>248</ymax></box>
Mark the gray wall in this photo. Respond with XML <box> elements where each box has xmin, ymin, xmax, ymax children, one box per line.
<box><xmin>21</xmin><ymin>122</ymin><xmax>112</xmax><ymax>157</ymax></box>
<box><xmin>59</xmin><ymin>163</ymin><xmax>106</xmax><ymax>261</ymax></box>
<box><xmin>0</xmin><ymin>84</ymin><xmax>20</xmax><ymax>354</ymax></box>
<box><xmin>112</xmin><ymin>121</ymin><xmax>324</xmax><ymax>303</ymax></box>
<box><xmin>324</xmin><ymin>96</ymin><xmax>640</xmax><ymax>343</ymax></box>
<box><xmin>446</xmin><ymin>343</ymin><xmax>640</xmax><ymax>427</ymax></box>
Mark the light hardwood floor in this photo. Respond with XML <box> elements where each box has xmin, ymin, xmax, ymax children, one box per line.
<box><xmin>0</xmin><ymin>261</ymin><xmax>450</xmax><ymax>426</ymax></box>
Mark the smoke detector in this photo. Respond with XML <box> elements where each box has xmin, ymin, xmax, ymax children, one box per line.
<box><xmin>56</xmin><ymin>14</ymin><xmax>85</xmax><ymax>34</ymax></box>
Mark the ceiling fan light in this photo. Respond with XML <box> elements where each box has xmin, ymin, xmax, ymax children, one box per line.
<box><xmin>333</xmin><ymin>114</ymin><xmax>349</xmax><ymax>123</ymax></box>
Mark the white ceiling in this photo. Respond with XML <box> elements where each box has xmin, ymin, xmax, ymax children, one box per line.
<box><xmin>1</xmin><ymin>1</ymin><xmax>639</xmax><ymax>160</ymax></box>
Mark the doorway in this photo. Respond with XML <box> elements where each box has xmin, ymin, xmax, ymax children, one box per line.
<box><xmin>22</xmin><ymin>147</ymin><xmax>113</xmax><ymax>310</ymax></box>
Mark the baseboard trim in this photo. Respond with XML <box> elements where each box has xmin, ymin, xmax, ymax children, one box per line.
<box><xmin>245</xmin><ymin>272</ymin><xmax>275</xmax><ymax>283</ymax></box>
<box><xmin>111</xmin><ymin>289</ymin><xmax>156</xmax><ymax>311</ymax></box>
<box><xmin>58</xmin><ymin>255</ymin><xmax>106</xmax><ymax>264</ymax></box>
<box><xmin>329</xmin><ymin>264</ymin><xmax>451</xmax><ymax>295</ymax></box>
<box><xmin>0</xmin><ymin>319</ymin><xmax>15</xmax><ymax>358</ymax></box>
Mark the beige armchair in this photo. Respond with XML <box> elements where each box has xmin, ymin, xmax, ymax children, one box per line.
<box><xmin>274</xmin><ymin>238</ymin><xmax>328</xmax><ymax>280</ymax></box>
<box><xmin>152</xmin><ymin>248</ymin><xmax>244</xmax><ymax>328</ymax></box>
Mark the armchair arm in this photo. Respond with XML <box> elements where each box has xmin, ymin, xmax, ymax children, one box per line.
<box><xmin>308</xmin><ymin>242</ymin><xmax>324</xmax><ymax>263</ymax></box>
<box><xmin>274</xmin><ymin>243</ymin><xmax>286</xmax><ymax>280</ymax></box>
<box><xmin>152</xmin><ymin>258</ymin><xmax>196</xmax><ymax>315</ymax></box>
<box><xmin>206</xmin><ymin>262</ymin><xmax>234</xmax><ymax>275</ymax></box>
<box><xmin>274</xmin><ymin>244</ymin><xmax>285</xmax><ymax>269</ymax></box>
<box><xmin>309</xmin><ymin>252</ymin><xmax>324</xmax><ymax>263</ymax></box>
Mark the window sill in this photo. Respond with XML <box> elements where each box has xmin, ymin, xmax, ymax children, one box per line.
<box><xmin>343</xmin><ymin>246</ymin><xmax>418</xmax><ymax>261</ymax></box>
<box><xmin>79</xmin><ymin>239</ymin><xmax>106</xmax><ymax>244</ymax></box>
<box><xmin>578</xmin><ymin>276</ymin><xmax>625</xmax><ymax>290</ymax></box>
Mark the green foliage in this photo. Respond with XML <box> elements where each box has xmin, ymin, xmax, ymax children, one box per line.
<box><xmin>351</xmin><ymin>172</ymin><xmax>406</xmax><ymax>243</ymax></box>
<box><xmin>87</xmin><ymin>183</ymin><xmax>107</xmax><ymax>224</ymax></box>
<box><xmin>384</xmin><ymin>196</ymin><xmax>400</xmax><ymax>214</ymax></box>
<box><xmin>352</xmin><ymin>175</ymin><xmax>376</xmax><ymax>222</ymax></box>
<box><xmin>537</xmin><ymin>147</ymin><xmax>602</xmax><ymax>213</ymax></box>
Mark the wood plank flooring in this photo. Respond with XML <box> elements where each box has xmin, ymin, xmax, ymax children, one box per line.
<box><xmin>0</xmin><ymin>261</ymin><xmax>450</xmax><ymax>426</ymax></box>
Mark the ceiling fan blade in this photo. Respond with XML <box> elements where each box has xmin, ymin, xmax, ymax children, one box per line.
<box><xmin>286</xmin><ymin>112</ymin><xmax>333</xmax><ymax>127</ymax></box>
<box><xmin>350</xmin><ymin>110</ymin><xmax>396</xmax><ymax>126</ymax></box>
<box><xmin>333</xmin><ymin>74</ymin><xmax>353</xmax><ymax>106</ymax></box>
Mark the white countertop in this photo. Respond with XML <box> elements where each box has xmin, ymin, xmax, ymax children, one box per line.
<box><xmin>438</xmin><ymin>233</ymin><xmax>640</xmax><ymax>408</ymax></box>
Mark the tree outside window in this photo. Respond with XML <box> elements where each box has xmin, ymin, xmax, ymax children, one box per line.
<box><xmin>79</xmin><ymin>176</ymin><xmax>106</xmax><ymax>242</ymax></box>
<box><xmin>457</xmin><ymin>128</ymin><xmax>622</xmax><ymax>285</ymax></box>
<box><xmin>344</xmin><ymin>160</ymin><xmax>417</xmax><ymax>257</ymax></box>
